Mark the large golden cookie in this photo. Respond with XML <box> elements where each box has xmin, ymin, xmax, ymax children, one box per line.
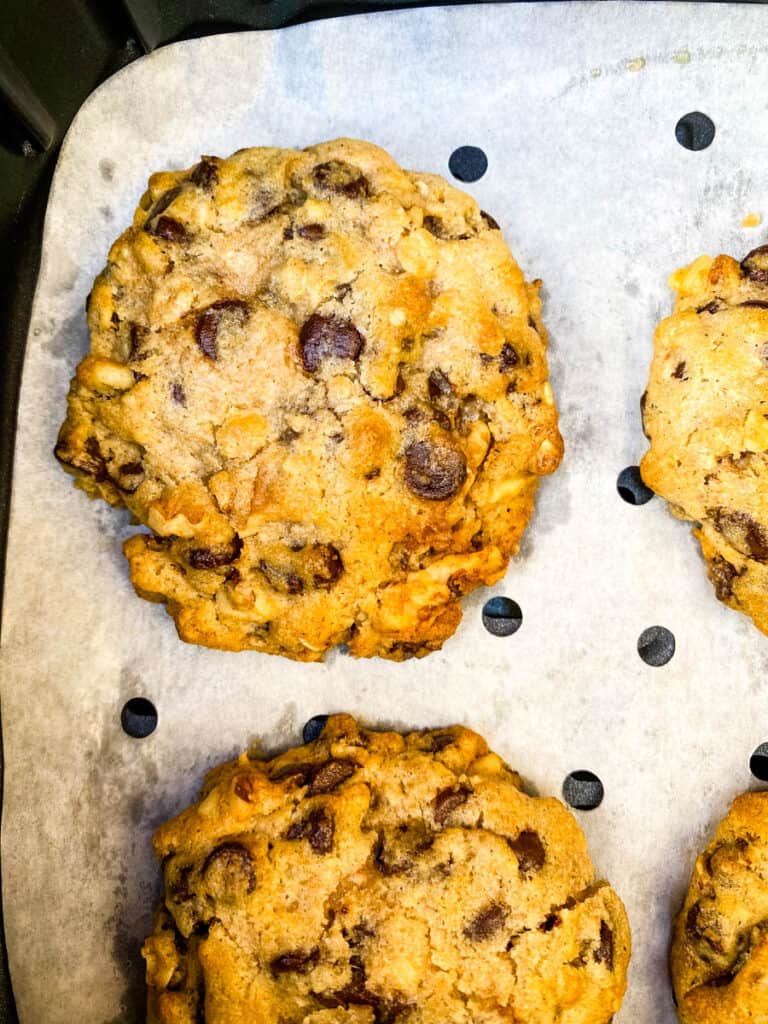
<box><xmin>55</xmin><ymin>138</ymin><xmax>562</xmax><ymax>660</ymax></box>
<box><xmin>143</xmin><ymin>715</ymin><xmax>630</xmax><ymax>1023</ymax></box>
<box><xmin>641</xmin><ymin>248</ymin><xmax>768</xmax><ymax>636</ymax></box>
<box><xmin>671</xmin><ymin>791</ymin><xmax>768</xmax><ymax>1023</ymax></box>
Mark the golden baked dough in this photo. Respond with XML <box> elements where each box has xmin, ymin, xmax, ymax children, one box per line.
<box><xmin>671</xmin><ymin>791</ymin><xmax>768</xmax><ymax>1023</ymax></box>
<box><xmin>143</xmin><ymin>715</ymin><xmax>630</xmax><ymax>1023</ymax></box>
<box><xmin>641</xmin><ymin>247</ymin><xmax>768</xmax><ymax>635</ymax></box>
<box><xmin>56</xmin><ymin>139</ymin><xmax>562</xmax><ymax>659</ymax></box>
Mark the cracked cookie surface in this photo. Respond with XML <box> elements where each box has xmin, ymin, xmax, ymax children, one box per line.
<box><xmin>671</xmin><ymin>791</ymin><xmax>768</xmax><ymax>1023</ymax></box>
<box><xmin>55</xmin><ymin>138</ymin><xmax>562</xmax><ymax>660</ymax></box>
<box><xmin>641</xmin><ymin>248</ymin><xmax>768</xmax><ymax>636</ymax></box>
<box><xmin>142</xmin><ymin>714</ymin><xmax>630</xmax><ymax>1023</ymax></box>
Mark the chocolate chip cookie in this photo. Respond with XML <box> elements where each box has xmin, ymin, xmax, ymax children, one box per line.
<box><xmin>671</xmin><ymin>791</ymin><xmax>768</xmax><ymax>1023</ymax></box>
<box><xmin>641</xmin><ymin>248</ymin><xmax>768</xmax><ymax>635</ymax></box>
<box><xmin>55</xmin><ymin>138</ymin><xmax>562</xmax><ymax>660</ymax></box>
<box><xmin>142</xmin><ymin>714</ymin><xmax>630</xmax><ymax>1024</ymax></box>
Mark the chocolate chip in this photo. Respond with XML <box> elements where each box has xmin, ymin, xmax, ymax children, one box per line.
<box><xmin>234</xmin><ymin>777</ymin><xmax>252</xmax><ymax>802</ymax></box>
<box><xmin>171</xmin><ymin>382</ymin><xmax>186</xmax><ymax>405</ymax></box>
<box><xmin>128</xmin><ymin>323</ymin><xmax>145</xmax><ymax>360</ymax></box>
<box><xmin>697</xmin><ymin>300</ymin><xmax>721</xmax><ymax>314</ymax></box>
<box><xmin>431</xmin><ymin>408</ymin><xmax>452</xmax><ymax>432</ymax></box>
<box><xmin>113</xmin><ymin>461</ymin><xmax>145</xmax><ymax>493</ymax></box>
<box><xmin>428</xmin><ymin>368</ymin><xmax>453</xmax><ymax>398</ymax></box>
<box><xmin>742</xmin><ymin>245</ymin><xmax>768</xmax><ymax>283</ymax></box>
<box><xmin>194</xmin><ymin>299</ymin><xmax>249</xmax><ymax>361</ymax></box>
<box><xmin>54</xmin><ymin>436</ymin><xmax>107</xmax><ymax>481</ymax></box>
<box><xmin>672</xmin><ymin>360</ymin><xmax>688</xmax><ymax>379</ymax></box>
<box><xmin>144</xmin><ymin>186</ymin><xmax>182</xmax><ymax>229</ymax></box>
<box><xmin>432</xmin><ymin>784</ymin><xmax>472</xmax><ymax>823</ymax></box>
<box><xmin>481</xmin><ymin>210</ymin><xmax>500</xmax><ymax>230</ymax></box>
<box><xmin>374</xmin><ymin>824</ymin><xmax>433</xmax><ymax>875</ymax></box>
<box><xmin>709</xmin><ymin>554</ymin><xmax>744</xmax><ymax>600</ymax></box>
<box><xmin>188</xmin><ymin>535</ymin><xmax>242</xmax><ymax>569</ymax></box>
<box><xmin>428</xmin><ymin>732</ymin><xmax>455</xmax><ymax>752</ymax></box>
<box><xmin>507</xmin><ymin>830</ymin><xmax>546</xmax><ymax>874</ymax></box>
<box><xmin>539</xmin><ymin>913</ymin><xmax>560</xmax><ymax>932</ymax></box>
<box><xmin>593</xmin><ymin>921</ymin><xmax>614</xmax><ymax>969</ymax></box>
<box><xmin>312</xmin><ymin>161</ymin><xmax>370</xmax><ymax>198</ymax></box>
<box><xmin>310</xmin><ymin>545</ymin><xmax>344</xmax><ymax>589</ymax></box>
<box><xmin>270</xmin><ymin>947</ymin><xmax>319</xmax><ymax>976</ymax></box>
<box><xmin>299</xmin><ymin>314</ymin><xmax>365</xmax><ymax>372</ymax></box>
<box><xmin>423</xmin><ymin>215</ymin><xmax>445</xmax><ymax>238</ymax></box>
<box><xmin>298</xmin><ymin>223</ymin><xmax>325</xmax><ymax>240</ymax></box>
<box><xmin>404</xmin><ymin>440</ymin><xmax>467</xmax><ymax>500</ymax></box>
<box><xmin>202</xmin><ymin>842</ymin><xmax>256</xmax><ymax>894</ymax></box>
<box><xmin>282</xmin><ymin>225</ymin><xmax>294</xmax><ymax>240</ymax></box>
<box><xmin>365</xmin><ymin>467</ymin><xmax>381</xmax><ymax>480</ymax></box>
<box><xmin>499</xmin><ymin>343</ymin><xmax>519</xmax><ymax>372</ymax></box>
<box><xmin>308</xmin><ymin>807</ymin><xmax>334</xmax><ymax>854</ymax></box>
<box><xmin>307</xmin><ymin>759</ymin><xmax>357</xmax><ymax>795</ymax></box>
<box><xmin>740</xmin><ymin>299</ymin><xmax>768</xmax><ymax>309</ymax></box>
<box><xmin>711</xmin><ymin>509</ymin><xmax>768</xmax><ymax>562</ymax></box>
<box><xmin>280</xmin><ymin>426</ymin><xmax>300</xmax><ymax>444</ymax></box>
<box><xmin>464</xmin><ymin>902</ymin><xmax>508</xmax><ymax>941</ymax></box>
<box><xmin>153</xmin><ymin>216</ymin><xmax>188</xmax><ymax>242</ymax></box>
<box><xmin>190</xmin><ymin>157</ymin><xmax>219</xmax><ymax>190</ymax></box>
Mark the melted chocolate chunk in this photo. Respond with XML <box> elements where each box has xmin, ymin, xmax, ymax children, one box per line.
<box><xmin>144</xmin><ymin>186</ymin><xmax>182</xmax><ymax>229</ymax></box>
<box><xmin>709</xmin><ymin>554</ymin><xmax>744</xmax><ymax>600</ymax></box>
<box><xmin>428</xmin><ymin>368</ymin><xmax>453</xmax><ymax>398</ymax></box>
<box><xmin>202</xmin><ymin>842</ymin><xmax>256</xmax><ymax>894</ymax></box>
<box><xmin>593</xmin><ymin>921</ymin><xmax>614</xmax><ymax>969</ymax></box>
<box><xmin>432</xmin><ymin>784</ymin><xmax>472</xmax><ymax>823</ymax></box>
<box><xmin>464</xmin><ymin>902</ymin><xmax>508</xmax><ymax>941</ymax></box>
<box><xmin>195</xmin><ymin>299</ymin><xmax>249</xmax><ymax>361</ymax></box>
<box><xmin>481</xmin><ymin>210</ymin><xmax>500</xmax><ymax>230</ymax></box>
<box><xmin>404</xmin><ymin>440</ymin><xmax>467</xmax><ymax>500</ymax></box>
<box><xmin>499</xmin><ymin>342</ymin><xmax>520</xmax><ymax>372</ymax></box>
<box><xmin>153</xmin><ymin>216</ymin><xmax>188</xmax><ymax>242</ymax></box>
<box><xmin>711</xmin><ymin>509</ymin><xmax>768</xmax><ymax>562</ymax></box>
<box><xmin>307</xmin><ymin>807</ymin><xmax>334</xmax><ymax>854</ymax></box>
<box><xmin>697</xmin><ymin>300</ymin><xmax>721</xmax><ymax>314</ymax></box>
<box><xmin>188</xmin><ymin>535</ymin><xmax>243</xmax><ymax>569</ymax></box>
<box><xmin>190</xmin><ymin>157</ymin><xmax>219</xmax><ymax>190</ymax></box>
<box><xmin>739</xmin><ymin>299</ymin><xmax>768</xmax><ymax>309</ymax></box>
<box><xmin>299</xmin><ymin>314</ymin><xmax>365</xmax><ymax>372</ymax></box>
<box><xmin>307</xmin><ymin>759</ymin><xmax>357</xmax><ymax>795</ymax></box>
<box><xmin>54</xmin><ymin>436</ymin><xmax>107</xmax><ymax>481</ymax></box>
<box><xmin>507</xmin><ymin>830</ymin><xmax>546</xmax><ymax>874</ymax></box>
<box><xmin>672</xmin><ymin>360</ymin><xmax>688</xmax><ymax>380</ymax></box>
<box><xmin>270</xmin><ymin>948</ymin><xmax>319</xmax><ymax>976</ymax></box>
<box><xmin>297</xmin><ymin>223</ymin><xmax>326</xmax><ymax>240</ymax></box>
<box><xmin>310</xmin><ymin>545</ymin><xmax>344</xmax><ymax>589</ymax></box>
<box><xmin>312</xmin><ymin>161</ymin><xmax>370</xmax><ymax>198</ymax></box>
<box><xmin>741</xmin><ymin>245</ymin><xmax>768</xmax><ymax>283</ymax></box>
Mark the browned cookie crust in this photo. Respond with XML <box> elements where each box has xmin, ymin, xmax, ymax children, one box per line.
<box><xmin>671</xmin><ymin>791</ymin><xmax>768</xmax><ymax>1023</ymax></box>
<box><xmin>55</xmin><ymin>138</ymin><xmax>562</xmax><ymax>660</ymax></box>
<box><xmin>142</xmin><ymin>714</ymin><xmax>630</xmax><ymax>1024</ymax></box>
<box><xmin>641</xmin><ymin>248</ymin><xmax>768</xmax><ymax>636</ymax></box>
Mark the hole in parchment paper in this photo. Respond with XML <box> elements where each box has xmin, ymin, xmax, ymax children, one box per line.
<box><xmin>303</xmin><ymin>715</ymin><xmax>329</xmax><ymax>743</ymax></box>
<box><xmin>563</xmin><ymin>770</ymin><xmax>604</xmax><ymax>811</ymax></box>
<box><xmin>750</xmin><ymin>743</ymin><xmax>768</xmax><ymax>781</ymax></box>
<box><xmin>617</xmin><ymin>465</ymin><xmax>654</xmax><ymax>505</ymax></box>
<box><xmin>449</xmin><ymin>146</ymin><xmax>488</xmax><ymax>182</ymax></box>
<box><xmin>675</xmin><ymin>112</ymin><xmax>715</xmax><ymax>151</ymax></box>
<box><xmin>121</xmin><ymin>697</ymin><xmax>158</xmax><ymax>738</ymax></box>
<box><xmin>482</xmin><ymin>596</ymin><xmax>523</xmax><ymax>636</ymax></box>
<box><xmin>637</xmin><ymin>625</ymin><xmax>675</xmax><ymax>667</ymax></box>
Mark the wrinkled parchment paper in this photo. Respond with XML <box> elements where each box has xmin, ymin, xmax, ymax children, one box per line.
<box><xmin>4</xmin><ymin>3</ymin><xmax>768</xmax><ymax>1020</ymax></box>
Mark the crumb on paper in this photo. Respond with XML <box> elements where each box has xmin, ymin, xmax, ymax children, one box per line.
<box><xmin>590</xmin><ymin>67</ymin><xmax>602</xmax><ymax>78</ymax></box>
<box><xmin>673</xmin><ymin>49</ymin><xmax>691</xmax><ymax>64</ymax></box>
<box><xmin>742</xmin><ymin>212</ymin><xmax>763</xmax><ymax>228</ymax></box>
<box><xmin>626</xmin><ymin>57</ymin><xmax>646</xmax><ymax>72</ymax></box>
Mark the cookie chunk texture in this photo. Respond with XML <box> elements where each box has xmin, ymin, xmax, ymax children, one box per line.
<box><xmin>142</xmin><ymin>714</ymin><xmax>630</xmax><ymax>1024</ymax></box>
<box><xmin>641</xmin><ymin>249</ymin><xmax>768</xmax><ymax>636</ymax></box>
<box><xmin>55</xmin><ymin>139</ymin><xmax>562</xmax><ymax>660</ymax></box>
<box><xmin>671</xmin><ymin>791</ymin><xmax>768</xmax><ymax>1023</ymax></box>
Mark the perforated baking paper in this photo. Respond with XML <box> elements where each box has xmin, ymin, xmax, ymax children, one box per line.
<box><xmin>3</xmin><ymin>4</ymin><xmax>768</xmax><ymax>1020</ymax></box>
